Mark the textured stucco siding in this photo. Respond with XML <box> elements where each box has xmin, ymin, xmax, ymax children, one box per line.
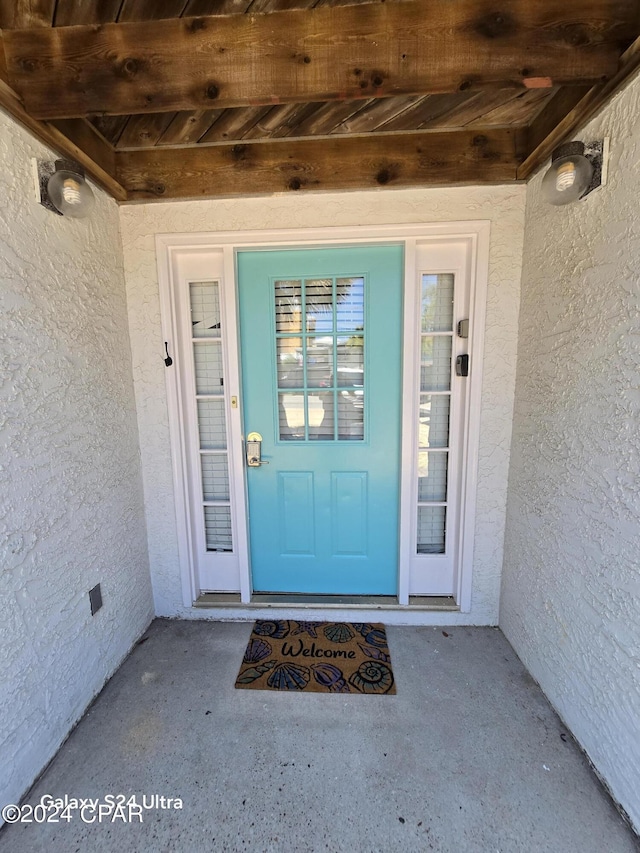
<box><xmin>501</xmin><ymin>73</ymin><xmax>640</xmax><ymax>830</ymax></box>
<box><xmin>0</xmin><ymin>111</ymin><xmax>154</xmax><ymax>811</ymax></box>
<box><xmin>120</xmin><ymin>185</ymin><xmax>525</xmax><ymax>623</ymax></box>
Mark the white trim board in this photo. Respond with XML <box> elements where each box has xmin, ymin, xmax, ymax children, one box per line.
<box><xmin>155</xmin><ymin>221</ymin><xmax>490</xmax><ymax>613</ymax></box>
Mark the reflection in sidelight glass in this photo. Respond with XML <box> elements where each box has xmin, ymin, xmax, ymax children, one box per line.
<box><xmin>417</xmin><ymin>506</ymin><xmax>446</xmax><ymax>554</ymax></box>
<box><xmin>418</xmin><ymin>452</ymin><xmax>448</xmax><ymax>502</ymax></box>
<box><xmin>197</xmin><ymin>399</ymin><xmax>227</xmax><ymax>450</ymax></box>
<box><xmin>189</xmin><ymin>279</ymin><xmax>233</xmax><ymax>553</ymax></box>
<box><xmin>416</xmin><ymin>273</ymin><xmax>455</xmax><ymax>556</ymax></box>
<box><xmin>204</xmin><ymin>506</ymin><xmax>232</xmax><ymax>551</ymax></box>
<box><xmin>420</xmin><ymin>336</ymin><xmax>452</xmax><ymax>392</ymax></box>
<box><xmin>194</xmin><ymin>342</ymin><xmax>224</xmax><ymax>395</ymax></box>
<box><xmin>418</xmin><ymin>394</ymin><xmax>450</xmax><ymax>448</ymax></box>
<box><xmin>421</xmin><ymin>274</ymin><xmax>454</xmax><ymax>332</ymax></box>
<box><xmin>201</xmin><ymin>455</ymin><xmax>230</xmax><ymax>501</ymax></box>
<box><xmin>190</xmin><ymin>281</ymin><xmax>221</xmax><ymax>337</ymax></box>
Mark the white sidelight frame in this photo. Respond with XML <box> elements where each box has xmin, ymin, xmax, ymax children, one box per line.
<box><xmin>156</xmin><ymin>222</ymin><xmax>489</xmax><ymax>611</ymax></box>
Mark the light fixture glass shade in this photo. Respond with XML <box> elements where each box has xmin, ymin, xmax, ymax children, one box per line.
<box><xmin>541</xmin><ymin>142</ymin><xmax>593</xmax><ymax>206</ymax></box>
<box><xmin>46</xmin><ymin>161</ymin><xmax>95</xmax><ymax>218</ymax></box>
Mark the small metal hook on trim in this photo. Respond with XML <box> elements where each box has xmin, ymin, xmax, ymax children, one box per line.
<box><xmin>164</xmin><ymin>342</ymin><xmax>173</xmax><ymax>367</ymax></box>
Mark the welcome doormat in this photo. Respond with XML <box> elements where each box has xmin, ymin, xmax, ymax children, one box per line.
<box><xmin>235</xmin><ymin>620</ymin><xmax>395</xmax><ymax>694</ymax></box>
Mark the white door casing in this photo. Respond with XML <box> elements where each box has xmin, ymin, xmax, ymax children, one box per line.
<box><xmin>156</xmin><ymin>223</ymin><xmax>489</xmax><ymax>610</ymax></box>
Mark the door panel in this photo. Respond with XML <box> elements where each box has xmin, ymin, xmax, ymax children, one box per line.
<box><xmin>238</xmin><ymin>246</ymin><xmax>403</xmax><ymax>595</ymax></box>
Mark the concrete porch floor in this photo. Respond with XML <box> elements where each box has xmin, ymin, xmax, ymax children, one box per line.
<box><xmin>1</xmin><ymin>620</ymin><xmax>636</xmax><ymax>853</ymax></box>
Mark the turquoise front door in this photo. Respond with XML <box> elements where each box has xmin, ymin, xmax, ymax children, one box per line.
<box><xmin>238</xmin><ymin>246</ymin><xmax>403</xmax><ymax>595</ymax></box>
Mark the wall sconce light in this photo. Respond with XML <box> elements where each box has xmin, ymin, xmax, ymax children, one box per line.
<box><xmin>33</xmin><ymin>158</ymin><xmax>95</xmax><ymax>218</ymax></box>
<box><xmin>541</xmin><ymin>139</ymin><xmax>609</xmax><ymax>206</ymax></box>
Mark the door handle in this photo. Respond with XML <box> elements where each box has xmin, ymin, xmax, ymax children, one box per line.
<box><xmin>246</xmin><ymin>432</ymin><xmax>269</xmax><ymax>467</ymax></box>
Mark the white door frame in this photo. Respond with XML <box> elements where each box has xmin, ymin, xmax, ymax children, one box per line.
<box><xmin>156</xmin><ymin>221</ymin><xmax>490</xmax><ymax>611</ymax></box>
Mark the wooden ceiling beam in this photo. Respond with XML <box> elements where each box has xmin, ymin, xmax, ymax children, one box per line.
<box><xmin>518</xmin><ymin>36</ymin><xmax>640</xmax><ymax>179</ymax></box>
<box><xmin>0</xmin><ymin>52</ymin><xmax>127</xmax><ymax>200</ymax></box>
<box><xmin>3</xmin><ymin>0</ymin><xmax>638</xmax><ymax>120</ymax></box>
<box><xmin>117</xmin><ymin>128</ymin><xmax>523</xmax><ymax>201</ymax></box>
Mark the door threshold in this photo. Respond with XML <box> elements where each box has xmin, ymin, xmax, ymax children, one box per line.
<box><xmin>194</xmin><ymin>592</ymin><xmax>459</xmax><ymax>611</ymax></box>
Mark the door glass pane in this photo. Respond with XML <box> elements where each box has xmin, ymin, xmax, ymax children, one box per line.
<box><xmin>338</xmin><ymin>391</ymin><xmax>364</xmax><ymax>440</ymax></box>
<box><xmin>337</xmin><ymin>336</ymin><xmax>364</xmax><ymax>387</ymax></box>
<box><xmin>419</xmin><ymin>394</ymin><xmax>450</xmax><ymax>448</ymax></box>
<box><xmin>336</xmin><ymin>277</ymin><xmax>364</xmax><ymax>331</ymax></box>
<box><xmin>421</xmin><ymin>274</ymin><xmax>454</xmax><ymax>332</ymax></box>
<box><xmin>201</xmin><ymin>455</ymin><xmax>230</xmax><ymax>501</ymax></box>
<box><xmin>306</xmin><ymin>336</ymin><xmax>333</xmax><ymax>388</ymax></box>
<box><xmin>204</xmin><ymin>506</ymin><xmax>232</xmax><ymax>551</ymax></box>
<box><xmin>418</xmin><ymin>452</ymin><xmax>448</xmax><ymax>501</ymax></box>
<box><xmin>194</xmin><ymin>342</ymin><xmax>224</xmax><ymax>395</ymax></box>
<box><xmin>197</xmin><ymin>399</ymin><xmax>227</xmax><ymax>449</ymax></box>
<box><xmin>279</xmin><ymin>392</ymin><xmax>305</xmax><ymax>440</ymax></box>
<box><xmin>277</xmin><ymin>338</ymin><xmax>303</xmax><ymax>388</ymax></box>
<box><xmin>308</xmin><ymin>392</ymin><xmax>335</xmax><ymax>440</ymax></box>
<box><xmin>305</xmin><ymin>279</ymin><xmax>333</xmax><ymax>332</ymax></box>
<box><xmin>416</xmin><ymin>272</ymin><xmax>455</xmax><ymax>556</ymax></box>
<box><xmin>190</xmin><ymin>281</ymin><xmax>221</xmax><ymax>337</ymax></box>
<box><xmin>417</xmin><ymin>506</ymin><xmax>446</xmax><ymax>554</ymax></box>
<box><xmin>274</xmin><ymin>276</ymin><xmax>365</xmax><ymax>442</ymax></box>
<box><xmin>275</xmin><ymin>280</ymin><xmax>302</xmax><ymax>333</ymax></box>
<box><xmin>420</xmin><ymin>336</ymin><xmax>452</xmax><ymax>392</ymax></box>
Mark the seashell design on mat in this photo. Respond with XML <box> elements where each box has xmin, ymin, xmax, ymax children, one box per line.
<box><xmin>243</xmin><ymin>637</ymin><xmax>272</xmax><ymax>664</ymax></box>
<box><xmin>349</xmin><ymin>661</ymin><xmax>394</xmax><ymax>694</ymax></box>
<box><xmin>267</xmin><ymin>663</ymin><xmax>311</xmax><ymax>691</ymax></box>
<box><xmin>311</xmin><ymin>663</ymin><xmax>350</xmax><ymax>693</ymax></box>
<box><xmin>323</xmin><ymin>622</ymin><xmax>355</xmax><ymax>644</ymax></box>
<box><xmin>354</xmin><ymin>623</ymin><xmax>388</xmax><ymax>648</ymax></box>
<box><xmin>253</xmin><ymin>620</ymin><xmax>290</xmax><ymax>639</ymax></box>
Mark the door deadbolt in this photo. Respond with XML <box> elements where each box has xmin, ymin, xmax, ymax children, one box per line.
<box><xmin>246</xmin><ymin>432</ymin><xmax>269</xmax><ymax>467</ymax></box>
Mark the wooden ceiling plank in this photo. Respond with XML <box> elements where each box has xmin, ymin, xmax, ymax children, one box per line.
<box><xmin>289</xmin><ymin>100</ymin><xmax>373</xmax><ymax>136</ymax></box>
<box><xmin>268</xmin><ymin>102</ymin><xmax>330</xmax><ymax>138</ymax></box>
<box><xmin>248</xmin><ymin>0</ymin><xmax>317</xmax><ymax>11</ymax></box>
<box><xmin>156</xmin><ymin>109</ymin><xmax>225</xmax><ymax>145</ymax></box>
<box><xmin>331</xmin><ymin>95</ymin><xmax>424</xmax><ymax>134</ymax></box>
<box><xmin>198</xmin><ymin>105</ymin><xmax>274</xmax><ymax>143</ymax></box>
<box><xmin>54</xmin><ymin>1</ymin><xmax>123</xmax><ymax>26</ymax></box>
<box><xmin>117</xmin><ymin>128</ymin><xmax>520</xmax><ymax>200</ymax></box>
<box><xmin>430</xmin><ymin>90</ymin><xmax>524</xmax><ymax>129</ymax></box>
<box><xmin>116</xmin><ymin>112</ymin><xmax>177</xmax><ymax>148</ymax></box>
<box><xmin>237</xmin><ymin>102</ymin><xmax>330</xmax><ymax>140</ymax></box>
<box><xmin>469</xmin><ymin>88</ymin><xmax>557</xmax><ymax>127</ymax></box>
<box><xmin>241</xmin><ymin>103</ymin><xmax>309</xmax><ymax>139</ymax></box>
<box><xmin>313</xmin><ymin>0</ymin><xmax>381</xmax><ymax>6</ymax></box>
<box><xmin>183</xmin><ymin>0</ymin><xmax>251</xmax><ymax>14</ymax></box>
<box><xmin>0</xmin><ymin>0</ymin><xmax>56</xmax><ymax>29</ymax></box>
<box><xmin>90</xmin><ymin>115</ymin><xmax>130</xmax><ymax>146</ymax></box>
<box><xmin>117</xmin><ymin>0</ymin><xmax>189</xmax><ymax>22</ymax></box>
<box><xmin>519</xmin><ymin>36</ymin><xmax>640</xmax><ymax>179</ymax></box>
<box><xmin>4</xmin><ymin>0</ymin><xmax>636</xmax><ymax>119</ymax></box>
<box><xmin>378</xmin><ymin>93</ymin><xmax>475</xmax><ymax>132</ymax></box>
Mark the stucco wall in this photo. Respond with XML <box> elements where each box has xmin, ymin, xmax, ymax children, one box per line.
<box><xmin>501</xmin><ymin>73</ymin><xmax>640</xmax><ymax>830</ymax></box>
<box><xmin>0</xmin><ymin>111</ymin><xmax>154</xmax><ymax>811</ymax></box>
<box><xmin>120</xmin><ymin>185</ymin><xmax>525</xmax><ymax>624</ymax></box>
